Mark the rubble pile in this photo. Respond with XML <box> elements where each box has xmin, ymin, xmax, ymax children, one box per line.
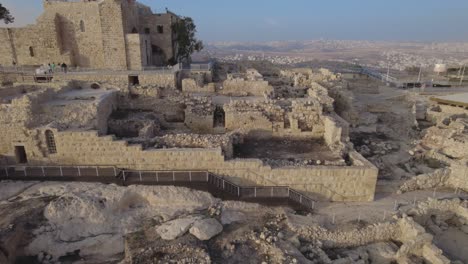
<box><xmin>225</xmin><ymin>99</ymin><xmax>285</xmax><ymax>121</ymax></box>
<box><xmin>185</xmin><ymin>96</ymin><xmax>214</xmax><ymax>116</ymax></box>
<box><xmin>154</xmin><ymin>132</ymin><xmax>239</xmax><ymax>157</ymax></box>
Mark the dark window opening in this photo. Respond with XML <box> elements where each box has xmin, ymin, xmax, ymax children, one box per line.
<box><xmin>29</xmin><ymin>47</ymin><xmax>35</xmax><ymax>57</ymax></box>
<box><xmin>213</xmin><ymin>106</ymin><xmax>225</xmax><ymax>128</ymax></box>
<box><xmin>131</xmin><ymin>27</ymin><xmax>138</xmax><ymax>34</ymax></box>
<box><xmin>157</xmin><ymin>25</ymin><xmax>164</xmax><ymax>34</ymax></box>
<box><xmin>15</xmin><ymin>146</ymin><xmax>28</xmax><ymax>164</ymax></box>
<box><xmin>45</xmin><ymin>130</ymin><xmax>57</xmax><ymax>154</ymax></box>
<box><xmin>80</xmin><ymin>20</ymin><xmax>85</xmax><ymax>32</ymax></box>
<box><xmin>129</xmin><ymin>75</ymin><xmax>140</xmax><ymax>86</ymax></box>
<box><xmin>144</xmin><ymin>28</ymin><xmax>150</xmax><ymax>34</ymax></box>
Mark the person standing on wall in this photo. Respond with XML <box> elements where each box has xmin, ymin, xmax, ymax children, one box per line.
<box><xmin>51</xmin><ymin>62</ymin><xmax>56</xmax><ymax>73</ymax></box>
<box><xmin>61</xmin><ymin>62</ymin><xmax>68</xmax><ymax>73</ymax></box>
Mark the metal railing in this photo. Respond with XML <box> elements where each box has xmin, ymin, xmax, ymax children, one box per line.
<box><xmin>0</xmin><ymin>165</ymin><xmax>119</xmax><ymax>178</ymax></box>
<box><xmin>0</xmin><ymin>165</ymin><xmax>316</xmax><ymax>210</ymax></box>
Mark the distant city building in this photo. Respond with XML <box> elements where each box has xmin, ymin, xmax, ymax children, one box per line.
<box><xmin>0</xmin><ymin>0</ymin><xmax>181</xmax><ymax>70</ymax></box>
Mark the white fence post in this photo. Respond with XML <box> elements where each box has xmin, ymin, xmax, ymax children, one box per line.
<box><xmin>206</xmin><ymin>172</ymin><xmax>209</xmax><ymax>182</ymax></box>
<box><xmin>189</xmin><ymin>171</ymin><xmax>192</xmax><ymax>182</ymax></box>
<box><xmin>173</xmin><ymin>171</ymin><xmax>175</xmax><ymax>182</ymax></box>
<box><xmin>60</xmin><ymin>166</ymin><xmax>63</xmax><ymax>177</ymax></box>
<box><xmin>156</xmin><ymin>172</ymin><xmax>159</xmax><ymax>182</ymax></box>
<box><xmin>237</xmin><ymin>186</ymin><xmax>240</xmax><ymax>197</ymax></box>
<box><xmin>41</xmin><ymin>166</ymin><xmax>45</xmax><ymax>177</ymax></box>
<box><xmin>139</xmin><ymin>171</ymin><xmax>142</xmax><ymax>182</ymax></box>
<box><xmin>122</xmin><ymin>171</ymin><xmax>126</xmax><ymax>181</ymax></box>
<box><xmin>113</xmin><ymin>167</ymin><xmax>117</xmax><ymax>177</ymax></box>
<box><xmin>254</xmin><ymin>187</ymin><xmax>257</xmax><ymax>198</ymax></box>
<box><xmin>96</xmin><ymin>167</ymin><xmax>99</xmax><ymax>177</ymax></box>
<box><xmin>24</xmin><ymin>168</ymin><xmax>27</xmax><ymax>177</ymax></box>
<box><xmin>4</xmin><ymin>168</ymin><xmax>8</xmax><ymax>177</ymax></box>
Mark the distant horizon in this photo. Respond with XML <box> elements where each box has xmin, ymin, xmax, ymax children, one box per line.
<box><xmin>2</xmin><ymin>0</ymin><xmax>468</xmax><ymax>42</ymax></box>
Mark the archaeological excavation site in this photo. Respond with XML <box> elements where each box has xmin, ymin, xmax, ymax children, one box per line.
<box><xmin>0</xmin><ymin>0</ymin><xmax>467</xmax><ymax>263</ymax></box>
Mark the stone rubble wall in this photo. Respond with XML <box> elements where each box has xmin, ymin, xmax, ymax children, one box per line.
<box><xmin>184</xmin><ymin>111</ymin><xmax>214</xmax><ymax>134</ymax></box>
<box><xmin>54</xmin><ymin>72</ymin><xmax>176</xmax><ymax>88</ymax></box>
<box><xmin>280</xmin><ymin>68</ymin><xmax>339</xmax><ymax>88</ymax></box>
<box><xmin>154</xmin><ymin>133</ymin><xmax>236</xmax><ymax>158</ymax></box>
<box><xmin>448</xmin><ymin>162</ymin><xmax>468</xmax><ymax>193</ymax></box>
<box><xmin>289</xmin><ymin>214</ymin><xmax>450</xmax><ymax>264</ymax></box>
<box><xmin>0</xmin><ymin>86</ymin><xmax>59</xmax><ymax>127</ymax></box>
<box><xmin>223</xmin><ymin>99</ymin><xmax>346</xmax><ymax>141</ymax></box>
<box><xmin>307</xmin><ymin>82</ymin><xmax>335</xmax><ymax>112</ymax></box>
<box><xmin>182</xmin><ymin>79</ymin><xmax>216</xmax><ymax>93</ymax></box>
<box><xmin>220</xmin><ymin>79</ymin><xmax>273</xmax><ymax>97</ymax></box>
<box><xmin>290</xmin><ymin>100</ymin><xmax>322</xmax><ymax>132</ymax></box>
<box><xmin>398</xmin><ymin>169</ymin><xmax>451</xmax><ymax>193</ymax></box>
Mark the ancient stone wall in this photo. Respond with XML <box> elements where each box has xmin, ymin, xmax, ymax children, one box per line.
<box><xmin>53</xmin><ymin>72</ymin><xmax>176</xmax><ymax>88</ymax></box>
<box><xmin>125</xmin><ymin>34</ymin><xmax>152</xmax><ymax>70</ymax></box>
<box><xmin>154</xmin><ymin>133</ymin><xmax>235</xmax><ymax>158</ymax></box>
<box><xmin>184</xmin><ymin>97</ymin><xmax>214</xmax><ymax>133</ymax></box>
<box><xmin>0</xmin><ymin>29</ymin><xmax>15</xmax><ymax>66</ymax></box>
<box><xmin>323</xmin><ymin>113</ymin><xmax>349</xmax><ymax>146</ymax></box>
<box><xmin>182</xmin><ymin>79</ymin><xmax>216</xmax><ymax>93</ymax></box>
<box><xmin>220</xmin><ymin>79</ymin><xmax>273</xmax><ymax>96</ymax></box>
<box><xmin>185</xmin><ymin>111</ymin><xmax>214</xmax><ymax>134</ymax></box>
<box><xmin>0</xmin><ymin>127</ymin><xmax>378</xmax><ymax>201</ymax></box>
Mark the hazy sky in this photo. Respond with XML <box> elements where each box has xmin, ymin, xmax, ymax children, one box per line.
<box><xmin>2</xmin><ymin>0</ymin><xmax>468</xmax><ymax>42</ymax></box>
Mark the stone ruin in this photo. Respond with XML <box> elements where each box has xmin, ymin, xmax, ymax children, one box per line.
<box><xmin>0</xmin><ymin>64</ymin><xmax>378</xmax><ymax>202</ymax></box>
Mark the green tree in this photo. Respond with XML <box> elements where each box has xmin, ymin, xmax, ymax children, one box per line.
<box><xmin>0</xmin><ymin>4</ymin><xmax>14</xmax><ymax>24</ymax></box>
<box><xmin>172</xmin><ymin>17</ymin><xmax>203</xmax><ymax>64</ymax></box>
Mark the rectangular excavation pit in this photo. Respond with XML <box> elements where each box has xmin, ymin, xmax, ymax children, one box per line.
<box><xmin>233</xmin><ymin>137</ymin><xmax>344</xmax><ymax>166</ymax></box>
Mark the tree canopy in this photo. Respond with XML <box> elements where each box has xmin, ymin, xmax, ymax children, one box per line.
<box><xmin>172</xmin><ymin>17</ymin><xmax>203</xmax><ymax>64</ymax></box>
<box><xmin>0</xmin><ymin>4</ymin><xmax>14</xmax><ymax>24</ymax></box>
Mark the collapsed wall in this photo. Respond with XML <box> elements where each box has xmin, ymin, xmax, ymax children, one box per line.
<box><xmin>220</xmin><ymin>69</ymin><xmax>274</xmax><ymax>96</ymax></box>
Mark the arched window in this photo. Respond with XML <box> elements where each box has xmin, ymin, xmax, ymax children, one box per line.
<box><xmin>29</xmin><ymin>47</ymin><xmax>35</xmax><ymax>57</ymax></box>
<box><xmin>80</xmin><ymin>20</ymin><xmax>85</xmax><ymax>32</ymax></box>
<box><xmin>45</xmin><ymin>130</ymin><xmax>57</xmax><ymax>154</ymax></box>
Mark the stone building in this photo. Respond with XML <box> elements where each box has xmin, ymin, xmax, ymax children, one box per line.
<box><xmin>0</xmin><ymin>0</ymin><xmax>181</xmax><ymax>70</ymax></box>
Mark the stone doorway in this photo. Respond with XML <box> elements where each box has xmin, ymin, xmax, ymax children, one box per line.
<box><xmin>15</xmin><ymin>146</ymin><xmax>27</xmax><ymax>164</ymax></box>
<box><xmin>213</xmin><ymin>106</ymin><xmax>225</xmax><ymax>128</ymax></box>
<box><xmin>129</xmin><ymin>75</ymin><xmax>140</xmax><ymax>86</ymax></box>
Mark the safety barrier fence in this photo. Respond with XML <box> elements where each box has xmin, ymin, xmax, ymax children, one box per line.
<box><xmin>0</xmin><ymin>165</ymin><xmax>315</xmax><ymax>211</ymax></box>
